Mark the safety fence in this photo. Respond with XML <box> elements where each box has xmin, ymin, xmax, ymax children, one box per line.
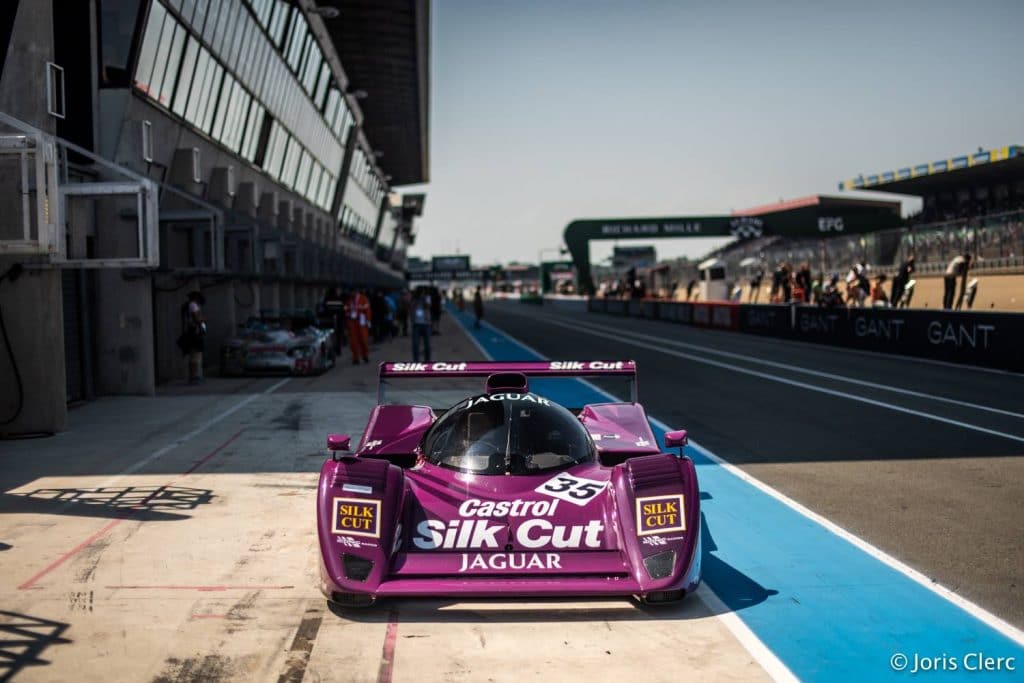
<box><xmin>587</xmin><ymin>298</ymin><xmax>1024</xmax><ymax>372</ymax></box>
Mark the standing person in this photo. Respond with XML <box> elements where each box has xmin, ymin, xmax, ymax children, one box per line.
<box><xmin>890</xmin><ymin>256</ymin><xmax>915</xmax><ymax>308</ymax></box>
<box><xmin>370</xmin><ymin>290</ymin><xmax>387</xmax><ymax>343</ymax></box>
<box><xmin>780</xmin><ymin>263</ymin><xmax>793</xmax><ymax>303</ymax></box>
<box><xmin>323</xmin><ymin>287</ymin><xmax>344</xmax><ymax>354</ymax></box>
<box><xmin>472</xmin><ymin>286</ymin><xmax>485</xmax><ymax>329</ymax></box>
<box><xmin>870</xmin><ymin>274</ymin><xmax>890</xmax><ymax>306</ymax></box>
<box><xmin>846</xmin><ymin>263</ymin><xmax>869</xmax><ymax>307</ymax></box>
<box><xmin>770</xmin><ymin>264</ymin><xmax>783</xmax><ymax>302</ymax></box>
<box><xmin>819</xmin><ymin>274</ymin><xmax>844</xmax><ymax>308</ymax></box>
<box><xmin>410</xmin><ymin>288</ymin><xmax>432</xmax><ymax>362</ymax></box>
<box><xmin>344</xmin><ymin>290</ymin><xmax>371</xmax><ymax>364</ymax></box>
<box><xmin>397</xmin><ymin>289</ymin><xmax>411</xmax><ymax>337</ymax></box>
<box><xmin>943</xmin><ymin>253</ymin><xmax>971</xmax><ymax>309</ymax></box>
<box><xmin>429</xmin><ymin>285</ymin><xmax>442</xmax><ymax>335</ymax></box>
<box><xmin>810</xmin><ymin>273</ymin><xmax>824</xmax><ymax>305</ymax></box>
<box><xmin>179</xmin><ymin>291</ymin><xmax>206</xmax><ymax>384</ymax></box>
<box><xmin>749</xmin><ymin>270</ymin><xmax>764</xmax><ymax>303</ymax></box>
<box><xmin>383</xmin><ymin>290</ymin><xmax>397</xmax><ymax>340</ymax></box>
<box><xmin>795</xmin><ymin>263</ymin><xmax>812</xmax><ymax>303</ymax></box>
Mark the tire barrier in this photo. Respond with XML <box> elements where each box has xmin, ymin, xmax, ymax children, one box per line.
<box><xmin>587</xmin><ymin>298</ymin><xmax>1024</xmax><ymax>372</ymax></box>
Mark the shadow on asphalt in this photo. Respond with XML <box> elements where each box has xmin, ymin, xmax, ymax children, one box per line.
<box><xmin>0</xmin><ymin>485</ymin><xmax>214</xmax><ymax>522</ymax></box>
<box><xmin>700</xmin><ymin>512</ymin><xmax>779</xmax><ymax>611</ymax></box>
<box><xmin>0</xmin><ymin>610</ymin><xmax>72</xmax><ymax>682</ymax></box>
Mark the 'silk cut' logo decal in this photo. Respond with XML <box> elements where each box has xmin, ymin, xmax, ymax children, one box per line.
<box><xmin>635</xmin><ymin>494</ymin><xmax>685</xmax><ymax>536</ymax></box>
<box><xmin>332</xmin><ymin>497</ymin><xmax>381</xmax><ymax>538</ymax></box>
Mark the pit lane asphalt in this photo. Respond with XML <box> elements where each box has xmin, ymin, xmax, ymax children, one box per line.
<box><xmin>482</xmin><ymin>301</ymin><xmax>1024</xmax><ymax>627</ymax></box>
<box><xmin>0</xmin><ymin>316</ymin><xmax>773</xmax><ymax>682</ymax></box>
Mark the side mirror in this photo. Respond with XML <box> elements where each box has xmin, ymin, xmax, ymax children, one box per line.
<box><xmin>664</xmin><ymin>430</ymin><xmax>688</xmax><ymax>449</ymax></box>
<box><xmin>327</xmin><ymin>434</ymin><xmax>351</xmax><ymax>452</ymax></box>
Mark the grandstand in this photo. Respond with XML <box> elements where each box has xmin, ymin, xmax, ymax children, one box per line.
<box><xmin>688</xmin><ymin>145</ymin><xmax>1024</xmax><ymax>305</ymax></box>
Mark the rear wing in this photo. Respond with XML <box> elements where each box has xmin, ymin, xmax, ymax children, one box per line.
<box><xmin>377</xmin><ymin>360</ymin><xmax>638</xmax><ymax>405</ymax></box>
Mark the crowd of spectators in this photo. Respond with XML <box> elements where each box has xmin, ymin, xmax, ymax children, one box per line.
<box><xmin>894</xmin><ymin>209</ymin><xmax>1024</xmax><ymax>266</ymax></box>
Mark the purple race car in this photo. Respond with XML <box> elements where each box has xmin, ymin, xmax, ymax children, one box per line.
<box><xmin>316</xmin><ymin>361</ymin><xmax>700</xmax><ymax>606</ymax></box>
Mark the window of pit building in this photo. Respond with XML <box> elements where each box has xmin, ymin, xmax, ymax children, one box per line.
<box><xmin>281</xmin><ymin>136</ymin><xmax>302</xmax><ymax>188</ymax></box>
<box><xmin>306</xmin><ymin>164</ymin><xmax>323</xmax><ymax>204</ymax></box>
<box><xmin>262</xmin><ymin>120</ymin><xmax>285</xmax><ymax>179</ymax></box>
<box><xmin>132</xmin><ymin>1</ymin><xmax>165</xmax><ymax>97</ymax></box>
<box><xmin>139</xmin><ymin>3</ymin><xmax>183</xmax><ymax>106</ymax></box>
<box><xmin>323</xmin><ymin>88</ymin><xmax>353</xmax><ymax>141</ymax></box>
<box><xmin>283</xmin><ymin>10</ymin><xmax>308</xmax><ymax>72</ymax></box>
<box><xmin>313</xmin><ymin>62</ymin><xmax>331</xmax><ymax>109</ymax></box>
<box><xmin>266</xmin><ymin>1</ymin><xmax>291</xmax><ymax>48</ymax></box>
<box><xmin>296</xmin><ymin>150</ymin><xmax>312</xmax><ymax>198</ymax></box>
<box><xmin>98</xmin><ymin>0</ymin><xmax>144</xmax><ymax>88</ymax></box>
<box><xmin>241</xmin><ymin>103</ymin><xmax>265</xmax><ymax>163</ymax></box>
<box><xmin>131</xmin><ymin>0</ymin><xmax>347</xmax><ymax>213</ymax></box>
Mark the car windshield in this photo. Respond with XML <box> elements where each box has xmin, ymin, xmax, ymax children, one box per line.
<box><xmin>422</xmin><ymin>393</ymin><xmax>594</xmax><ymax>475</ymax></box>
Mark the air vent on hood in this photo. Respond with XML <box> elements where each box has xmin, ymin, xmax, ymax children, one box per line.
<box><xmin>333</xmin><ymin>456</ymin><xmax>390</xmax><ymax>489</ymax></box>
<box><xmin>626</xmin><ymin>454</ymin><xmax>683</xmax><ymax>490</ymax></box>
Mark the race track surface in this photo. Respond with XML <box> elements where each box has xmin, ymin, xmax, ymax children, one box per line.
<box><xmin>1</xmin><ymin>307</ymin><xmax>1021</xmax><ymax>682</ymax></box>
<box><xmin>483</xmin><ymin>302</ymin><xmax>1024</xmax><ymax>627</ymax></box>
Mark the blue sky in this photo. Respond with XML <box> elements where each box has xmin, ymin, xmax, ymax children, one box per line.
<box><xmin>404</xmin><ymin>0</ymin><xmax>1023</xmax><ymax>265</ymax></box>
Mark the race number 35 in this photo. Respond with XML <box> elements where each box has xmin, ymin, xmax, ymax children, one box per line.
<box><xmin>535</xmin><ymin>473</ymin><xmax>606</xmax><ymax>506</ymax></box>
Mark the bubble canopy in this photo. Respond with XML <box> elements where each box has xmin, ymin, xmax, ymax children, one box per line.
<box><xmin>421</xmin><ymin>393</ymin><xmax>594</xmax><ymax>475</ymax></box>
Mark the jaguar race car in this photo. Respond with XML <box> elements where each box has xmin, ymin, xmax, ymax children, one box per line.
<box><xmin>316</xmin><ymin>361</ymin><xmax>700</xmax><ymax>606</ymax></box>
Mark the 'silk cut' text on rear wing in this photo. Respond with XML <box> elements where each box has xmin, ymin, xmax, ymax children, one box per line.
<box><xmin>376</xmin><ymin>360</ymin><xmax>638</xmax><ymax>404</ymax></box>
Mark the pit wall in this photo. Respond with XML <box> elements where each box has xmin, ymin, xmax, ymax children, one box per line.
<box><xmin>587</xmin><ymin>298</ymin><xmax>1024</xmax><ymax>372</ymax></box>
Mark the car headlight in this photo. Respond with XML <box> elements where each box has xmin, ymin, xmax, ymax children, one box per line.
<box><xmin>643</xmin><ymin>550</ymin><xmax>676</xmax><ymax>579</ymax></box>
<box><xmin>288</xmin><ymin>346</ymin><xmax>314</xmax><ymax>358</ymax></box>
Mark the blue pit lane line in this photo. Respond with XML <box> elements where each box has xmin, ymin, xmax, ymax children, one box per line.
<box><xmin>447</xmin><ymin>306</ymin><xmax>1024</xmax><ymax>681</ymax></box>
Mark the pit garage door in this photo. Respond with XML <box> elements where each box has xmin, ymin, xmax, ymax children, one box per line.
<box><xmin>61</xmin><ymin>269</ymin><xmax>92</xmax><ymax>402</ymax></box>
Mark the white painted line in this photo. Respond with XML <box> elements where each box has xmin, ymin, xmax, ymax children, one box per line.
<box><xmin>449</xmin><ymin>310</ymin><xmax>797</xmax><ymax>681</ymax></box>
<box><xmin>529</xmin><ymin>314</ymin><xmax>1024</xmax><ymax>444</ymax></box>
<box><xmin>550</xmin><ymin>312</ymin><xmax>1024</xmax><ymax>420</ymax></box>
<box><xmin>462</xmin><ymin>309</ymin><xmax>1024</xmax><ymax>649</ymax></box>
<box><xmin>695</xmin><ymin>584</ymin><xmax>799</xmax><ymax>683</ymax></box>
<box><xmin>677</xmin><ymin>432</ymin><xmax>1024</xmax><ymax>648</ymax></box>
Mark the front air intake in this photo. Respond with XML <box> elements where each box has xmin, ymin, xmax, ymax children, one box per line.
<box><xmin>331</xmin><ymin>591</ymin><xmax>375</xmax><ymax>607</ymax></box>
<box><xmin>643</xmin><ymin>550</ymin><xmax>676</xmax><ymax>579</ymax></box>
<box><xmin>643</xmin><ymin>589</ymin><xmax>685</xmax><ymax>604</ymax></box>
<box><xmin>343</xmin><ymin>554</ymin><xmax>374</xmax><ymax>582</ymax></box>
<box><xmin>485</xmin><ymin>372</ymin><xmax>529</xmax><ymax>394</ymax></box>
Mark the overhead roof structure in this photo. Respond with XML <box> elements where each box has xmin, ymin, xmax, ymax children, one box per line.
<box><xmin>733</xmin><ymin>194</ymin><xmax>901</xmax><ymax>217</ymax></box>
<box><xmin>321</xmin><ymin>0</ymin><xmax>430</xmax><ymax>186</ymax></box>
<box><xmin>838</xmin><ymin>145</ymin><xmax>1023</xmax><ymax>196</ymax></box>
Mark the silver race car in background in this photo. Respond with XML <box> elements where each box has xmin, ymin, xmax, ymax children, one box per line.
<box><xmin>221</xmin><ymin>312</ymin><xmax>336</xmax><ymax>376</ymax></box>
